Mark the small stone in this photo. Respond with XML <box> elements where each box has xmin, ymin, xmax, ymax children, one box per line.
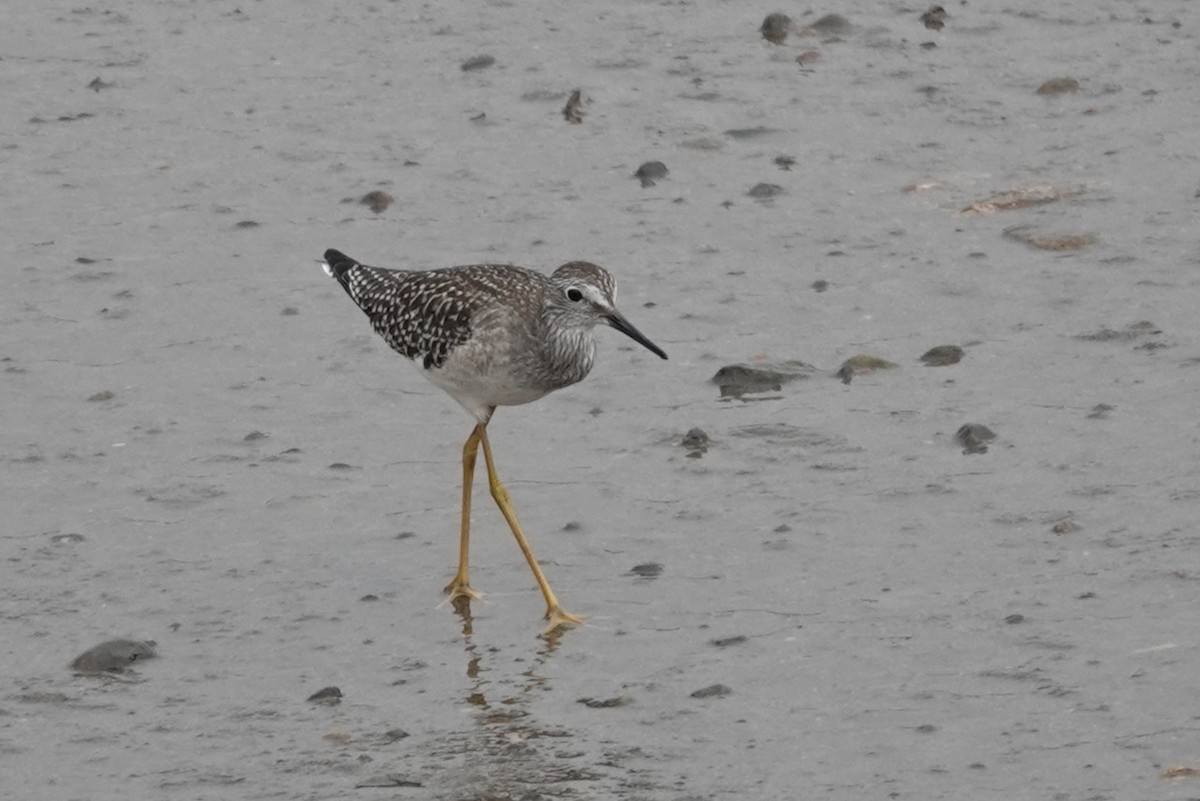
<box><xmin>577</xmin><ymin>695</ymin><xmax>631</xmax><ymax>708</ymax></box>
<box><xmin>920</xmin><ymin>345</ymin><xmax>964</xmax><ymax>366</ymax></box>
<box><xmin>837</xmin><ymin>354</ymin><xmax>898</xmax><ymax>383</ymax></box>
<box><xmin>1036</xmin><ymin>77</ymin><xmax>1080</xmax><ymax>95</ymax></box>
<box><xmin>681</xmin><ymin>428</ymin><xmax>710</xmax><ymax>454</ymax></box>
<box><xmin>920</xmin><ymin>6</ymin><xmax>946</xmax><ymax>30</ymax></box>
<box><xmin>690</xmin><ymin>683</ymin><xmax>733</xmax><ymax>699</ymax></box>
<box><xmin>809</xmin><ymin>14</ymin><xmax>851</xmax><ymax>35</ymax></box>
<box><xmin>628</xmin><ymin>562</ymin><xmax>663</xmax><ymax>578</ymax></box>
<box><xmin>760</xmin><ymin>13</ymin><xmax>792</xmax><ymax>44</ymax></box>
<box><xmin>307</xmin><ymin>686</ymin><xmax>343</xmax><ymax>704</ymax></box>
<box><xmin>710</xmin><ymin>635</ymin><xmax>748</xmax><ymax>648</ymax></box>
<box><xmin>956</xmin><ymin>423</ymin><xmax>996</xmax><ymax>455</ymax></box>
<box><xmin>460</xmin><ymin>55</ymin><xmax>495</xmax><ymax>72</ymax></box>
<box><xmin>87</xmin><ymin>390</ymin><xmax>115</xmax><ymax>402</ymax></box>
<box><xmin>563</xmin><ymin>89</ymin><xmax>584</xmax><ymax>123</ymax></box>
<box><xmin>360</xmin><ymin>190</ymin><xmax>392</xmax><ymax>214</ymax></box>
<box><xmin>712</xmin><ymin>360</ymin><xmax>815</xmax><ymax>398</ymax></box>
<box><xmin>634</xmin><ymin>161</ymin><xmax>669</xmax><ymax>188</ymax></box>
<box><xmin>748</xmin><ymin>183</ymin><xmax>784</xmax><ymax>198</ymax></box>
<box><xmin>1004</xmin><ymin>614</ymin><xmax>1025</xmax><ymax>625</ymax></box>
<box><xmin>70</xmin><ymin>639</ymin><xmax>157</xmax><ymax>673</ymax></box>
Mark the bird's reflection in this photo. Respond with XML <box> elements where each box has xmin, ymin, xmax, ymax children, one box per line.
<box><xmin>451</xmin><ymin>598</ymin><xmax>561</xmax><ymax>716</ymax></box>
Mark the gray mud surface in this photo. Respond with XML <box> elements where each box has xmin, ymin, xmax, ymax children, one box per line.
<box><xmin>4</xmin><ymin>2</ymin><xmax>1200</xmax><ymax>799</ymax></box>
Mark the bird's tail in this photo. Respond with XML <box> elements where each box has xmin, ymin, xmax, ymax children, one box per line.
<box><xmin>323</xmin><ymin>249</ymin><xmax>359</xmax><ymax>286</ymax></box>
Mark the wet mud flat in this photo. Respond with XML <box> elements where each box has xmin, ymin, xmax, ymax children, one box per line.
<box><xmin>5</xmin><ymin>1</ymin><xmax>1200</xmax><ymax>799</ymax></box>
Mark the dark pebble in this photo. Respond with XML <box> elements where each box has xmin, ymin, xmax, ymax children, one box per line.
<box><xmin>360</xmin><ymin>190</ymin><xmax>393</xmax><ymax>214</ymax></box>
<box><xmin>628</xmin><ymin>562</ymin><xmax>663</xmax><ymax>578</ymax></box>
<box><xmin>810</xmin><ymin>13</ymin><xmax>851</xmax><ymax>35</ymax></box>
<box><xmin>70</xmin><ymin>639</ymin><xmax>157</xmax><ymax>673</ymax></box>
<box><xmin>748</xmin><ymin>183</ymin><xmax>783</xmax><ymax>198</ymax></box>
<box><xmin>681</xmin><ymin>427</ymin><xmax>710</xmax><ymax>453</ymax></box>
<box><xmin>956</xmin><ymin>423</ymin><xmax>996</xmax><ymax>455</ymax></box>
<box><xmin>712</xmin><ymin>361</ymin><xmax>815</xmax><ymax>398</ymax></box>
<box><xmin>1004</xmin><ymin>614</ymin><xmax>1025</xmax><ymax>625</ymax></box>
<box><xmin>460</xmin><ymin>55</ymin><xmax>495</xmax><ymax>72</ymax></box>
<box><xmin>710</xmin><ymin>635</ymin><xmax>748</xmax><ymax>648</ymax></box>
<box><xmin>307</xmin><ymin>686</ymin><xmax>343</xmax><ymax>704</ymax></box>
<box><xmin>760</xmin><ymin>13</ymin><xmax>792</xmax><ymax>44</ymax></box>
<box><xmin>920</xmin><ymin>345</ymin><xmax>964</xmax><ymax>366</ymax></box>
<box><xmin>577</xmin><ymin>695</ymin><xmax>631</xmax><ymax>708</ymax></box>
<box><xmin>690</xmin><ymin>684</ymin><xmax>733</xmax><ymax>699</ymax></box>
<box><xmin>634</xmin><ymin>161</ymin><xmax>669</xmax><ymax>188</ymax></box>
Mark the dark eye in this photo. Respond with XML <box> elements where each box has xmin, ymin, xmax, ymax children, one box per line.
<box><xmin>566</xmin><ymin>287</ymin><xmax>584</xmax><ymax>302</ymax></box>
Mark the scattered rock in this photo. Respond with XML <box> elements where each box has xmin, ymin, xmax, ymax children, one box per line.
<box><xmin>1086</xmin><ymin>403</ymin><xmax>1114</xmax><ymax>419</ymax></box>
<box><xmin>356</xmin><ymin>775</ymin><xmax>423</xmax><ymax>789</ymax></box>
<box><xmin>50</xmin><ymin>533</ymin><xmax>86</xmax><ymax>544</ymax></box>
<box><xmin>690</xmin><ymin>683</ymin><xmax>733</xmax><ymax>699</ymax></box>
<box><xmin>360</xmin><ymin>190</ymin><xmax>392</xmax><ymax>214</ymax></box>
<box><xmin>795</xmin><ymin>49</ymin><xmax>821</xmax><ymax>66</ymax></box>
<box><xmin>70</xmin><ymin>639</ymin><xmax>157</xmax><ymax>673</ymax></box>
<box><xmin>460</xmin><ymin>54</ymin><xmax>495</xmax><ymax>72</ymax></box>
<box><xmin>956</xmin><ymin>423</ymin><xmax>996</xmax><ymax>455</ymax></box>
<box><xmin>920</xmin><ymin>6</ymin><xmax>946</xmax><ymax>30</ymax></box>
<box><xmin>710</xmin><ymin>635</ymin><xmax>748</xmax><ymax>648</ymax></box>
<box><xmin>961</xmin><ymin>186</ymin><xmax>1083</xmax><ymax>214</ymax></box>
<box><xmin>836</xmin><ymin>354</ymin><xmax>898</xmax><ymax>384</ymax></box>
<box><xmin>243</xmin><ymin>430</ymin><xmax>268</xmax><ymax>442</ymax></box>
<box><xmin>634</xmin><ymin>161</ymin><xmax>668</xmax><ymax>188</ymax></box>
<box><xmin>87</xmin><ymin>76</ymin><xmax>115</xmax><ymax>92</ymax></box>
<box><xmin>919</xmin><ymin>345</ymin><xmax>964</xmax><ymax>366</ymax></box>
<box><xmin>724</xmin><ymin>126</ymin><xmax>776</xmax><ymax>140</ymax></box>
<box><xmin>711</xmin><ymin>360</ymin><xmax>815</xmax><ymax>398</ymax></box>
<box><xmin>1077</xmin><ymin>321</ymin><xmax>1160</xmax><ymax>342</ymax></box>
<box><xmin>809</xmin><ymin>14</ymin><xmax>851</xmax><ymax>36</ymax></box>
<box><xmin>1004</xmin><ymin>614</ymin><xmax>1025</xmax><ymax>625</ymax></box>
<box><xmin>563</xmin><ymin>89</ymin><xmax>584</xmax><ymax>123</ymax></box>
<box><xmin>578</xmin><ymin>695</ymin><xmax>631</xmax><ymax>708</ymax></box>
<box><xmin>234</xmin><ymin>220</ymin><xmax>260</xmax><ymax>229</ymax></box>
<box><xmin>812</xmin><ymin>279</ymin><xmax>828</xmax><ymax>292</ymax></box>
<box><xmin>774</xmin><ymin>155</ymin><xmax>795</xmax><ymax>170</ymax></box>
<box><xmin>1052</xmin><ymin>519</ymin><xmax>1080</xmax><ymax>534</ymax></box>
<box><xmin>1037</xmin><ymin>77</ymin><xmax>1080</xmax><ymax>95</ymax></box>
<box><xmin>760</xmin><ymin>13</ymin><xmax>792</xmax><ymax>45</ymax></box>
<box><xmin>1004</xmin><ymin>227</ymin><xmax>1095</xmax><ymax>251</ymax></box>
<box><xmin>87</xmin><ymin>390</ymin><xmax>115</xmax><ymax>402</ymax></box>
<box><xmin>748</xmin><ymin>182</ymin><xmax>784</xmax><ymax>198</ymax></box>
<box><xmin>307</xmin><ymin>686</ymin><xmax>343</xmax><ymax>705</ymax></box>
<box><xmin>681</xmin><ymin>427</ymin><xmax>710</xmax><ymax>457</ymax></box>
<box><xmin>628</xmin><ymin>562</ymin><xmax>663</xmax><ymax>578</ymax></box>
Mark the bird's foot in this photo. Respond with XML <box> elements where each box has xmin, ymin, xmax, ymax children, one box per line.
<box><xmin>444</xmin><ymin>577</ymin><xmax>483</xmax><ymax>603</ymax></box>
<box><xmin>542</xmin><ymin>605</ymin><xmax>584</xmax><ymax>636</ymax></box>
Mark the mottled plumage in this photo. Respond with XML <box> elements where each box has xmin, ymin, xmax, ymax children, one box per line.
<box><xmin>323</xmin><ymin>248</ymin><xmax>665</xmax><ymax>422</ymax></box>
<box><xmin>321</xmin><ymin>247</ymin><xmax>666</xmax><ymax>634</ymax></box>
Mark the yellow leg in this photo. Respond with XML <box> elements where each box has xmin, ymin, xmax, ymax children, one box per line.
<box><xmin>444</xmin><ymin>424</ymin><xmax>484</xmax><ymax>602</ymax></box>
<box><xmin>478</xmin><ymin>426</ymin><xmax>583</xmax><ymax>634</ymax></box>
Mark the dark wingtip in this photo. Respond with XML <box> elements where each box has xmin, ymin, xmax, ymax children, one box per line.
<box><xmin>323</xmin><ymin>249</ymin><xmax>357</xmax><ymax>281</ymax></box>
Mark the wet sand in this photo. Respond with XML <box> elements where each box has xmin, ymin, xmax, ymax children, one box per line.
<box><xmin>4</xmin><ymin>2</ymin><xmax>1200</xmax><ymax>798</ymax></box>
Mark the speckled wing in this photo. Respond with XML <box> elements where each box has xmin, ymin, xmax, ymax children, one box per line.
<box><xmin>324</xmin><ymin>249</ymin><xmax>473</xmax><ymax>369</ymax></box>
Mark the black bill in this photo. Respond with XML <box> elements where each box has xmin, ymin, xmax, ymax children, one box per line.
<box><xmin>606</xmin><ymin>310</ymin><xmax>668</xmax><ymax>360</ymax></box>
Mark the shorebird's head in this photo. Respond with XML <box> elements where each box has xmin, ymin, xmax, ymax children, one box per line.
<box><xmin>548</xmin><ymin>262</ymin><xmax>667</xmax><ymax>360</ymax></box>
